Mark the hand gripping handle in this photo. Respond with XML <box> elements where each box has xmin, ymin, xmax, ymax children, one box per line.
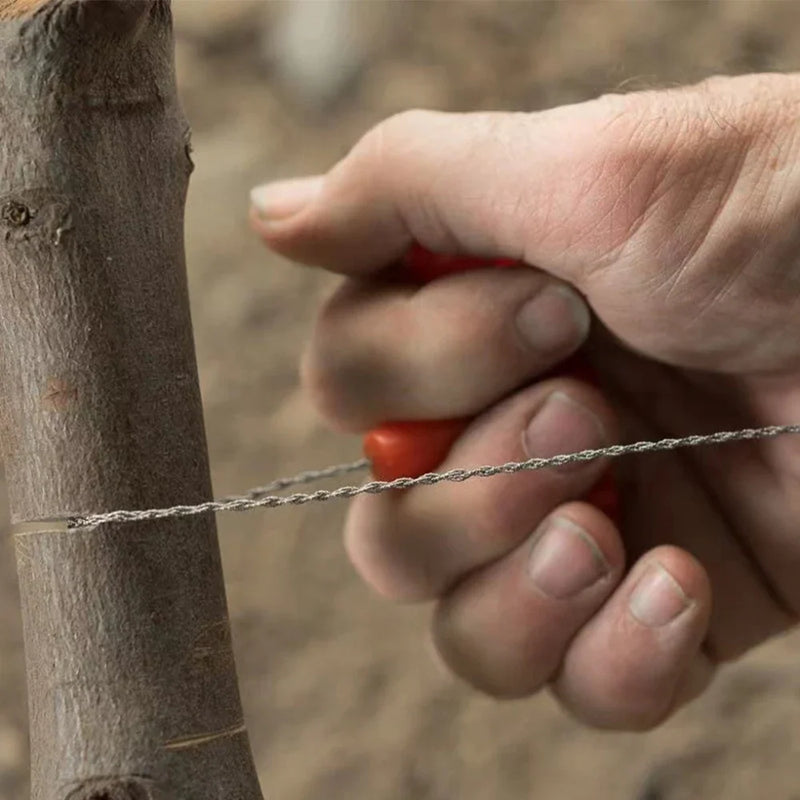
<box><xmin>363</xmin><ymin>244</ymin><xmax>620</xmax><ymax>523</ymax></box>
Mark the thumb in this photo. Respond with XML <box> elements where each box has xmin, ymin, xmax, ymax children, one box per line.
<box><xmin>249</xmin><ymin>98</ymin><xmax>663</xmax><ymax>283</ymax></box>
<box><xmin>249</xmin><ymin>77</ymin><xmax>800</xmax><ymax>374</ymax></box>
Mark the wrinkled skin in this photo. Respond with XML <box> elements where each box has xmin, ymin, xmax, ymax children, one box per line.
<box><xmin>250</xmin><ymin>73</ymin><xmax>800</xmax><ymax>730</ymax></box>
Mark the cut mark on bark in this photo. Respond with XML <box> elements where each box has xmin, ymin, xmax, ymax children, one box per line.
<box><xmin>13</xmin><ymin>518</ymin><xmax>71</xmax><ymax>537</ymax></box>
<box><xmin>42</xmin><ymin>377</ymin><xmax>77</xmax><ymax>411</ymax></box>
<box><xmin>189</xmin><ymin>618</ymin><xmax>232</xmax><ymax>660</ymax></box>
<box><xmin>163</xmin><ymin>721</ymin><xmax>247</xmax><ymax>751</ymax></box>
<box><xmin>53</xmin><ymin>217</ymin><xmax>73</xmax><ymax>245</ymax></box>
<box><xmin>77</xmin><ymin>91</ymin><xmax>161</xmax><ymax>111</ymax></box>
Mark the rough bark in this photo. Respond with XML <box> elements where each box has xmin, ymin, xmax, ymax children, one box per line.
<box><xmin>0</xmin><ymin>2</ymin><xmax>264</xmax><ymax>798</ymax></box>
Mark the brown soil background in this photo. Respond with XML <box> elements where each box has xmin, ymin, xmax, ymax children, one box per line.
<box><xmin>3</xmin><ymin>2</ymin><xmax>800</xmax><ymax>798</ymax></box>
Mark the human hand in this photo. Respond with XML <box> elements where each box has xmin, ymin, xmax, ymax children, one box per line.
<box><xmin>250</xmin><ymin>73</ymin><xmax>800</xmax><ymax>729</ymax></box>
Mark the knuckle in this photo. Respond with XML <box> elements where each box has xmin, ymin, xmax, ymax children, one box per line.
<box><xmin>299</xmin><ymin>340</ymin><xmax>372</xmax><ymax>433</ymax></box>
<box><xmin>564</xmin><ymin>674</ymin><xmax>674</xmax><ymax>732</ymax></box>
<box><xmin>517</xmin><ymin>92</ymin><xmax>671</xmax><ymax>273</ymax></box>
<box><xmin>356</xmin><ymin>565</ymin><xmax>438</xmax><ymax>603</ymax></box>
<box><xmin>300</xmin><ymin>283</ymin><xmax>389</xmax><ymax>431</ymax></box>
<box><xmin>467</xmin><ymin>494</ymin><xmax>530</xmax><ymax>553</ymax></box>
<box><xmin>432</xmin><ymin>612</ymin><xmax>544</xmax><ymax>701</ymax></box>
<box><xmin>299</xmin><ymin>314</ymin><xmax>341</xmax><ymax>426</ymax></box>
<box><xmin>616</xmin><ymin>704</ymin><xmax>674</xmax><ymax>732</ymax></box>
<box><xmin>350</xmin><ymin>108</ymin><xmax>442</xmax><ymax>173</ymax></box>
<box><xmin>607</xmin><ymin>671</ymin><xmax>676</xmax><ymax>729</ymax></box>
<box><xmin>385</xmin><ymin>107</ymin><xmax>442</xmax><ymax>133</ymax></box>
<box><xmin>380</xmin><ymin>108</ymin><xmax>444</xmax><ymax>142</ymax></box>
<box><xmin>297</xmin><ymin>345</ymin><xmax>334</xmax><ymax>421</ymax></box>
<box><xmin>588</xmin><ymin>95</ymin><xmax>679</xmax><ymax>248</ymax></box>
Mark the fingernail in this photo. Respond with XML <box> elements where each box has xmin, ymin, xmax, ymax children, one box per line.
<box><xmin>629</xmin><ymin>562</ymin><xmax>691</xmax><ymax>627</ymax></box>
<box><xmin>516</xmin><ymin>283</ymin><xmax>590</xmax><ymax>354</ymax></box>
<box><xmin>528</xmin><ymin>516</ymin><xmax>608</xmax><ymax>598</ymax></box>
<box><xmin>523</xmin><ymin>391</ymin><xmax>606</xmax><ymax>472</ymax></box>
<box><xmin>250</xmin><ymin>175</ymin><xmax>323</xmax><ymax>222</ymax></box>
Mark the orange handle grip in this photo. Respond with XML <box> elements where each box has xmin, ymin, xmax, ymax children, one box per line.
<box><xmin>363</xmin><ymin>245</ymin><xmax>620</xmax><ymax>523</ymax></box>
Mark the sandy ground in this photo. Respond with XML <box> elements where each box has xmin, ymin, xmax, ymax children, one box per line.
<box><xmin>4</xmin><ymin>2</ymin><xmax>800</xmax><ymax>798</ymax></box>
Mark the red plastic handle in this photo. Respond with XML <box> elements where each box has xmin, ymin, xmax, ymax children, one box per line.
<box><xmin>363</xmin><ymin>244</ymin><xmax>620</xmax><ymax>524</ymax></box>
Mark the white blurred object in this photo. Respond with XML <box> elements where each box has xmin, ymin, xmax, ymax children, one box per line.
<box><xmin>267</xmin><ymin>0</ymin><xmax>366</xmax><ymax>111</ymax></box>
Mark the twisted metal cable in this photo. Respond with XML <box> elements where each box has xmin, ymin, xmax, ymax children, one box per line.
<box><xmin>218</xmin><ymin>458</ymin><xmax>371</xmax><ymax>500</ymax></box>
<box><xmin>65</xmin><ymin>424</ymin><xmax>800</xmax><ymax>529</ymax></box>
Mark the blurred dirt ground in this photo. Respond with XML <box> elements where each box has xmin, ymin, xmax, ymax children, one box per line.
<box><xmin>3</xmin><ymin>1</ymin><xmax>800</xmax><ymax>798</ymax></box>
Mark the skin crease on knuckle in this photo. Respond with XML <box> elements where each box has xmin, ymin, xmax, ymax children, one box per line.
<box><xmin>350</xmin><ymin>109</ymin><xmax>445</xmax><ymax>199</ymax></box>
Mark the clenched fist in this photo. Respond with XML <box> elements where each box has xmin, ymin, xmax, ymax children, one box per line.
<box><xmin>250</xmin><ymin>73</ymin><xmax>800</xmax><ymax>730</ymax></box>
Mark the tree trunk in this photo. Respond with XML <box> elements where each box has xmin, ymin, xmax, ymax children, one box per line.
<box><xmin>0</xmin><ymin>2</ymin><xmax>264</xmax><ymax>798</ymax></box>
